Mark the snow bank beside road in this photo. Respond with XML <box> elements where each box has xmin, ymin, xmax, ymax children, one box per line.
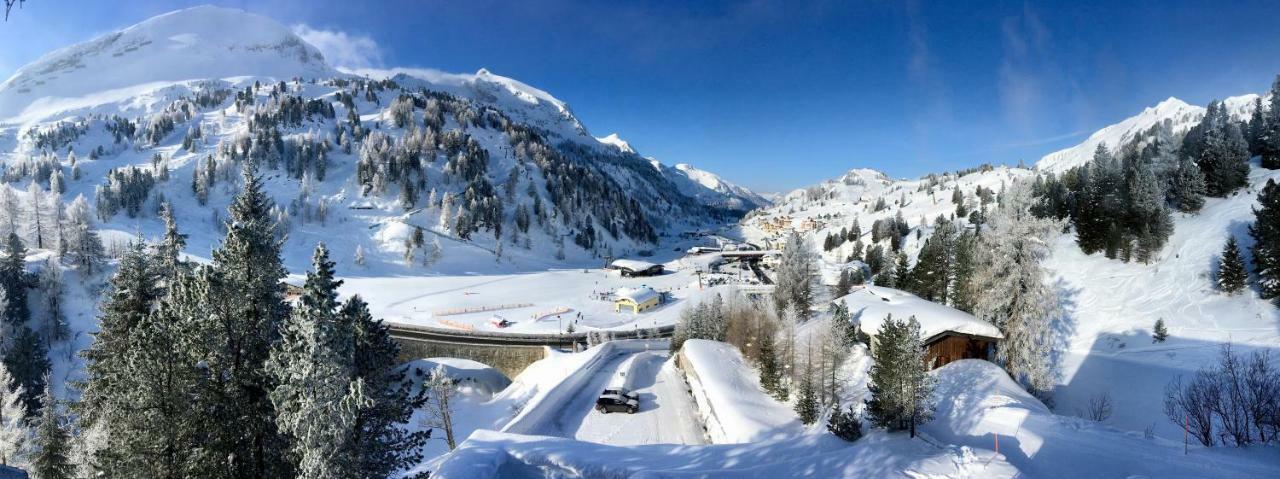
<box><xmin>432</xmin><ymin>429</ymin><xmax>1016</xmax><ymax>478</ymax></box>
<box><xmin>924</xmin><ymin>360</ymin><xmax>1280</xmax><ymax>478</ymax></box>
<box><xmin>678</xmin><ymin>339</ymin><xmax>802</xmax><ymax>443</ymax></box>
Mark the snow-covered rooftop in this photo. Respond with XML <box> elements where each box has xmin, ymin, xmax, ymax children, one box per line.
<box><xmin>615</xmin><ymin>287</ymin><xmax>659</xmax><ymax>304</ymax></box>
<box><xmin>836</xmin><ymin>286</ymin><xmax>1003</xmax><ymax>342</ymax></box>
<box><xmin>610</xmin><ymin>259</ymin><xmax>660</xmax><ymax>272</ymax></box>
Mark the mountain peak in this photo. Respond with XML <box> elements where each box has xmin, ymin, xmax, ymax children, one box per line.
<box><xmin>0</xmin><ymin>4</ymin><xmax>335</xmax><ymax>120</ymax></box>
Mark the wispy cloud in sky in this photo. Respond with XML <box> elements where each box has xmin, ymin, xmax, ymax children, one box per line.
<box><xmin>292</xmin><ymin>23</ymin><xmax>383</xmax><ymax>69</ymax></box>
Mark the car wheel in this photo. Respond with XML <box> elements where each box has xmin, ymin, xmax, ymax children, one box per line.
<box><xmin>596</xmin><ymin>405</ymin><xmax>605</xmax><ymax>413</ymax></box>
<box><xmin>629</xmin><ymin>407</ymin><xmax>637</xmax><ymax>414</ymax></box>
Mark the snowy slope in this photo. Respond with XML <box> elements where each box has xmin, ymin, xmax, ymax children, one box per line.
<box><xmin>0</xmin><ymin>5</ymin><xmax>334</xmax><ymax>121</ymax></box>
<box><xmin>1035</xmin><ymin>94</ymin><xmax>1261</xmax><ymax>173</ymax></box>
<box><xmin>742</xmin><ymin>164</ymin><xmax>1031</xmax><ymax>281</ymax></box>
<box><xmin>926</xmin><ymin>360</ymin><xmax>1280</xmax><ymax>478</ymax></box>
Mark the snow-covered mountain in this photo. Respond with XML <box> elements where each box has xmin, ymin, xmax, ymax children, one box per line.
<box><xmin>0</xmin><ymin>5</ymin><xmax>763</xmax><ymax>273</ymax></box>
<box><xmin>0</xmin><ymin>5</ymin><xmax>335</xmax><ymax>121</ymax></box>
<box><xmin>1035</xmin><ymin>94</ymin><xmax>1261</xmax><ymax>173</ymax></box>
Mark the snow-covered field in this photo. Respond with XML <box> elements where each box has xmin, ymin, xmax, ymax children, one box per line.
<box><xmin>338</xmin><ymin>264</ymin><xmax>727</xmax><ymax>334</ymax></box>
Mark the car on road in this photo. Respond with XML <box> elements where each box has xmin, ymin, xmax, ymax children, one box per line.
<box><xmin>596</xmin><ymin>388</ymin><xmax>639</xmax><ymax>414</ymax></box>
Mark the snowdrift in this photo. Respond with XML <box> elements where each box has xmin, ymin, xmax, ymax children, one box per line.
<box><xmin>431</xmin><ymin>426</ymin><xmax>1015</xmax><ymax>478</ymax></box>
<box><xmin>677</xmin><ymin>339</ymin><xmax>802</xmax><ymax>443</ymax></box>
<box><xmin>925</xmin><ymin>360</ymin><xmax>1280</xmax><ymax>478</ymax></box>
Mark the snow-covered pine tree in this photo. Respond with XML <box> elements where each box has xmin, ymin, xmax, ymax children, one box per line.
<box><xmin>1251</xmin><ymin>179</ymin><xmax>1280</xmax><ymax>302</ymax></box>
<box><xmin>1263</xmin><ymin>75</ymin><xmax>1280</xmax><ymax>170</ymax></box>
<box><xmin>772</xmin><ymin>231</ymin><xmax>817</xmax><ymax>319</ymax></box>
<box><xmin>28</xmin><ymin>383</ymin><xmax>71</xmax><ymax>479</ymax></box>
<box><xmin>154</xmin><ymin>202</ymin><xmax>187</xmax><ymax>281</ymax></box>
<box><xmin>268</xmin><ymin>243</ymin><xmax>363</xmax><ymax>479</ymax></box>
<box><xmin>1168</xmin><ymin>156</ymin><xmax>1207</xmax><ymax>213</ymax></box>
<box><xmin>893</xmin><ymin>251</ymin><xmax>911</xmax><ymax>289</ymax></box>
<box><xmin>37</xmin><ymin>263</ymin><xmax>66</xmax><ymax>344</ymax></box>
<box><xmin>0</xmin><ymin>233</ymin><xmax>30</xmax><ymax>325</ymax></box>
<box><xmin>908</xmin><ymin>218</ymin><xmax>955</xmax><ymax>301</ymax></box>
<box><xmin>794</xmin><ymin>356</ymin><xmax>818</xmax><ymax>425</ymax></box>
<box><xmin>353</xmin><ymin>244</ymin><xmax>366</xmax><ymax>266</ymax></box>
<box><xmin>79</xmin><ymin>241</ymin><xmax>157</xmax><ymax>420</ymax></box>
<box><xmin>864</xmin><ymin>314</ymin><xmax>934</xmax><ymax>437</ymax></box>
<box><xmin>828</xmin><ymin>301</ymin><xmax>857</xmax><ymax>349</ymax></box>
<box><xmin>757</xmin><ymin>331</ymin><xmax>784</xmax><ymax>401</ymax></box>
<box><xmin>972</xmin><ymin>181</ymin><xmax>1062</xmax><ymax>396</ymax></box>
<box><xmin>61</xmin><ymin>195</ymin><xmax>103</xmax><ymax>275</ymax></box>
<box><xmin>193</xmin><ymin>162</ymin><xmax>291</xmax><ymax>477</ymax></box>
<box><xmin>1152</xmin><ymin>319</ymin><xmax>1169</xmax><ymax>343</ymax></box>
<box><xmin>343</xmin><ymin>295</ymin><xmax>428</xmax><ymax>476</ymax></box>
<box><xmin>950</xmin><ymin>230</ymin><xmax>978</xmax><ymax>313</ymax></box>
<box><xmin>99</xmin><ymin>268</ymin><xmax>203</xmax><ymax>477</ymax></box>
<box><xmin>0</xmin><ymin>363</ymin><xmax>29</xmax><ymax>469</ymax></box>
<box><xmin>1218</xmin><ymin>236</ymin><xmax>1248</xmax><ymax>295</ymax></box>
<box><xmin>3</xmin><ymin>327</ymin><xmax>48</xmax><ymax>415</ymax></box>
<box><xmin>826</xmin><ymin>401</ymin><xmax>862</xmax><ymax>442</ymax></box>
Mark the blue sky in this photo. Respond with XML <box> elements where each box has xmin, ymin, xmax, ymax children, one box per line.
<box><xmin>2</xmin><ymin>1</ymin><xmax>1280</xmax><ymax>192</ymax></box>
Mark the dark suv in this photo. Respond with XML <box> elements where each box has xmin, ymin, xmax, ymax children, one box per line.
<box><xmin>596</xmin><ymin>388</ymin><xmax>639</xmax><ymax>414</ymax></box>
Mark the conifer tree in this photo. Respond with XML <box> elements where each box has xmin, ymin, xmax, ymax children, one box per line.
<box><xmin>28</xmin><ymin>383</ymin><xmax>71</xmax><ymax>479</ymax></box>
<box><xmin>1262</xmin><ymin>75</ymin><xmax>1280</xmax><ymax>169</ymax></box>
<box><xmin>269</xmin><ymin>243</ymin><xmax>363</xmax><ymax>479</ymax></box>
<box><xmin>864</xmin><ymin>314</ymin><xmax>933</xmax><ymax>437</ymax></box>
<box><xmin>826</xmin><ymin>402</ymin><xmax>862</xmax><ymax>441</ymax></box>
<box><xmin>950</xmin><ymin>230</ymin><xmax>978</xmax><ymax>313</ymax></box>
<box><xmin>1251</xmin><ymin>179</ymin><xmax>1280</xmax><ymax>302</ymax></box>
<box><xmin>1152</xmin><ymin>319</ymin><xmax>1169</xmax><ymax>343</ymax></box>
<box><xmin>343</xmin><ymin>296</ymin><xmax>428</xmax><ymax>476</ymax></box>
<box><xmin>0</xmin><ymin>364</ymin><xmax>29</xmax><ymax>469</ymax></box>
<box><xmin>973</xmin><ymin>182</ymin><xmax>1061</xmax><ymax>395</ymax></box>
<box><xmin>773</xmin><ymin>231</ymin><xmax>817</xmax><ymax>319</ymax></box>
<box><xmin>0</xmin><ymin>233</ymin><xmax>30</xmax><ymax>325</ymax></box>
<box><xmin>79</xmin><ymin>241</ymin><xmax>157</xmax><ymax>426</ymax></box>
<box><xmin>192</xmin><ymin>162</ymin><xmax>291</xmax><ymax>477</ymax></box>
<box><xmin>4</xmin><ymin>327</ymin><xmax>48</xmax><ymax>415</ymax></box>
<box><xmin>794</xmin><ymin>362</ymin><xmax>818</xmax><ymax>426</ymax></box>
<box><xmin>1168</xmin><ymin>156</ymin><xmax>1207</xmax><ymax>213</ymax></box>
<box><xmin>757</xmin><ymin>332</ymin><xmax>783</xmax><ymax>401</ymax></box>
<box><xmin>1218</xmin><ymin>236</ymin><xmax>1248</xmax><ymax>295</ymax></box>
<box><xmin>893</xmin><ymin>252</ymin><xmax>911</xmax><ymax>290</ymax></box>
<box><xmin>155</xmin><ymin>202</ymin><xmax>187</xmax><ymax>280</ymax></box>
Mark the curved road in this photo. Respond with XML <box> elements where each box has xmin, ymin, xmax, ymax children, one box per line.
<box><xmin>537</xmin><ymin>349</ymin><xmax>706</xmax><ymax>446</ymax></box>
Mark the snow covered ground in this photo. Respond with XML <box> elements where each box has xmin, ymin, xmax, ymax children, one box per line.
<box><xmin>926</xmin><ymin>359</ymin><xmax>1280</xmax><ymax>478</ymax></box>
<box><xmin>337</xmin><ymin>265</ymin><xmax>733</xmax><ymax>334</ymax></box>
<box><xmin>1043</xmin><ymin>161</ymin><xmax>1280</xmax><ymax>438</ymax></box>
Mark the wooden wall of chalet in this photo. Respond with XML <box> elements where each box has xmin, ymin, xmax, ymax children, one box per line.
<box><xmin>924</xmin><ymin>334</ymin><xmax>994</xmax><ymax>370</ymax></box>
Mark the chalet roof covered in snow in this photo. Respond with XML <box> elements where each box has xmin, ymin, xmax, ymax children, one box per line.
<box><xmin>615</xmin><ymin>286</ymin><xmax>659</xmax><ymax>304</ymax></box>
<box><xmin>610</xmin><ymin>259</ymin><xmax>660</xmax><ymax>272</ymax></box>
<box><xmin>836</xmin><ymin>286</ymin><xmax>1003</xmax><ymax>342</ymax></box>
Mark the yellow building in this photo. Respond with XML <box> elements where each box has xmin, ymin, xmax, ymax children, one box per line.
<box><xmin>615</xmin><ymin>287</ymin><xmax>660</xmax><ymax>313</ymax></box>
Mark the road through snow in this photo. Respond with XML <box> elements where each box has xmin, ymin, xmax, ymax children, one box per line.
<box><xmin>537</xmin><ymin>348</ymin><xmax>706</xmax><ymax>446</ymax></box>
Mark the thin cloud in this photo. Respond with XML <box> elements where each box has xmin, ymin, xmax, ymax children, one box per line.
<box><xmin>292</xmin><ymin>24</ymin><xmax>383</xmax><ymax>69</ymax></box>
<box><xmin>998</xmin><ymin>130</ymin><xmax>1089</xmax><ymax>149</ymax></box>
